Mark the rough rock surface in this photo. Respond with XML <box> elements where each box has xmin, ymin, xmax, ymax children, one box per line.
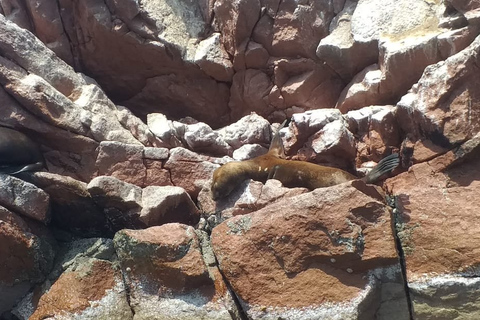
<box><xmin>0</xmin><ymin>174</ymin><xmax>50</xmax><ymax>223</ymax></box>
<box><xmin>14</xmin><ymin>238</ymin><xmax>132</xmax><ymax>320</ymax></box>
<box><xmin>211</xmin><ymin>181</ymin><xmax>407</xmax><ymax>319</ymax></box>
<box><xmin>0</xmin><ymin>206</ymin><xmax>55</xmax><ymax>315</ymax></box>
<box><xmin>1</xmin><ymin>0</ymin><xmax>480</xmax><ymax>318</ymax></box>
<box><xmin>198</xmin><ymin>179</ymin><xmax>308</xmax><ymax>229</ymax></box>
<box><xmin>114</xmin><ymin>224</ymin><xmax>239</xmax><ymax>320</ymax></box>
<box><xmin>386</xmin><ymin>134</ymin><xmax>480</xmax><ymax>319</ymax></box>
<box><xmin>28</xmin><ymin>172</ymin><xmax>108</xmax><ymax>237</ymax></box>
<box><xmin>397</xmin><ymin>33</ymin><xmax>480</xmax><ymax>147</ymax></box>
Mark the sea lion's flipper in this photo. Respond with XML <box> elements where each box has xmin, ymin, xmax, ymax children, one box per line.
<box><xmin>0</xmin><ymin>162</ymin><xmax>44</xmax><ymax>175</ymax></box>
<box><xmin>363</xmin><ymin>153</ymin><xmax>400</xmax><ymax>183</ymax></box>
<box><xmin>268</xmin><ymin>119</ymin><xmax>288</xmax><ymax>158</ymax></box>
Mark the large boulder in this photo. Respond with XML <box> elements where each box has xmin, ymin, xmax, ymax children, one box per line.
<box><xmin>114</xmin><ymin>223</ymin><xmax>240</xmax><ymax>319</ymax></box>
<box><xmin>386</xmin><ymin>134</ymin><xmax>480</xmax><ymax>319</ymax></box>
<box><xmin>211</xmin><ymin>181</ymin><xmax>408</xmax><ymax>319</ymax></box>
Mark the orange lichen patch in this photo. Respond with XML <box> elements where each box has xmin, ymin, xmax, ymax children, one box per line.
<box><xmin>0</xmin><ymin>210</ymin><xmax>35</xmax><ymax>285</ymax></box>
<box><xmin>30</xmin><ymin>260</ymin><xmax>117</xmax><ymax>320</ymax></box>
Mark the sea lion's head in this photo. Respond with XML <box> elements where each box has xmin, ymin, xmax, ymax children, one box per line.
<box><xmin>211</xmin><ymin>162</ymin><xmax>248</xmax><ymax>200</ymax></box>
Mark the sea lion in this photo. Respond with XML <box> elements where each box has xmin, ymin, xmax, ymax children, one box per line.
<box><xmin>0</xmin><ymin>127</ymin><xmax>45</xmax><ymax>175</ymax></box>
<box><xmin>211</xmin><ymin>122</ymin><xmax>399</xmax><ymax>200</ymax></box>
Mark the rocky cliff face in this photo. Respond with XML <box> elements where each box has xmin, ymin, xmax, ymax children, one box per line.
<box><xmin>0</xmin><ymin>0</ymin><xmax>479</xmax><ymax>319</ymax></box>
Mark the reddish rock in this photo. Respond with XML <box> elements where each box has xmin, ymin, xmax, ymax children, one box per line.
<box><xmin>316</xmin><ymin>1</ymin><xmax>378</xmax><ymax>82</ymax></box>
<box><xmin>164</xmin><ymin>147</ymin><xmax>222</xmax><ymax>198</ymax></box>
<box><xmin>446</xmin><ymin>0</ymin><xmax>480</xmax><ymax>13</ymax></box>
<box><xmin>144</xmin><ymin>160</ymin><xmax>174</xmax><ymax>187</ymax></box>
<box><xmin>397</xmin><ymin>34</ymin><xmax>480</xmax><ymax>146</ymax></box>
<box><xmin>336</xmin><ymin>64</ymin><xmax>383</xmax><ymax>113</ymax></box>
<box><xmin>245</xmin><ymin>41</ymin><xmax>269</xmax><ymax>69</ymax></box>
<box><xmin>114</xmin><ymin>223</ymin><xmax>238</xmax><ymax>319</ymax></box>
<box><xmin>213</xmin><ymin>0</ymin><xmax>261</xmax><ymax>57</ymax></box>
<box><xmin>270</xmin><ymin>0</ymin><xmax>335</xmax><ymax>59</ymax></box>
<box><xmin>23</xmin><ymin>0</ymin><xmax>73</xmax><ymax>65</ymax></box>
<box><xmin>0</xmin><ymin>206</ymin><xmax>55</xmax><ymax>314</ymax></box>
<box><xmin>211</xmin><ymin>182</ymin><xmax>406</xmax><ymax>318</ymax></box>
<box><xmin>17</xmin><ymin>238</ymin><xmax>131</xmax><ymax>320</ymax></box>
<box><xmin>0</xmin><ymin>0</ymin><xmax>32</xmax><ymax>30</ymax></box>
<box><xmin>29</xmin><ymin>259</ymin><xmax>130</xmax><ymax>320</ymax></box>
<box><xmin>273</xmin><ymin>58</ymin><xmax>344</xmax><ymax>111</ymax></box>
<box><xmin>95</xmin><ymin>141</ymin><xmax>146</xmax><ymax>187</ymax></box>
<box><xmin>229</xmin><ymin>69</ymin><xmax>274</xmax><ymax>121</ymax></box>
<box><xmin>385</xmin><ymin>136</ymin><xmax>480</xmax><ymax>318</ymax></box>
<box><xmin>60</xmin><ymin>0</ymin><xmax>231</xmax><ymax>127</ymax></box>
<box><xmin>198</xmin><ymin>179</ymin><xmax>308</xmax><ymax>228</ymax></box>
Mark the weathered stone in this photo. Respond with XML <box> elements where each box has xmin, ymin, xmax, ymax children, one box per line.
<box><xmin>115</xmin><ymin>105</ymin><xmax>165</xmax><ymax>147</ymax></box>
<box><xmin>0</xmin><ymin>174</ymin><xmax>50</xmax><ymax>223</ymax></box>
<box><xmin>140</xmin><ymin>186</ymin><xmax>200</xmax><ymax>227</ymax></box>
<box><xmin>28</xmin><ymin>172</ymin><xmax>108</xmax><ymax>237</ymax></box>
<box><xmin>269</xmin><ymin>0</ymin><xmax>335</xmax><ymax>59</ymax></box>
<box><xmin>95</xmin><ymin>141</ymin><xmax>146</xmax><ymax>186</ymax></box>
<box><xmin>0</xmin><ymin>0</ymin><xmax>32</xmax><ymax>30</ymax></box>
<box><xmin>164</xmin><ymin>147</ymin><xmax>223</xmax><ymax>198</ymax></box>
<box><xmin>244</xmin><ymin>41</ymin><xmax>269</xmax><ymax>69</ymax></box>
<box><xmin>194</xmin><ymin>33</ymin><xmax>234</xmax><ymax>82</ymax></box>
<box><xmin>184</xmin><ymin>122</ymin><xmax>232</xmax><ymax>156</ymax></box>
<box><xmin>346</xmin><ymin>105</ymin><xmax>400</xmax><ymax>161</ymax></box>
<box><xmin>60</xmin><ymin>0</ymin><xmax>231</xmax><ymax>128</ymax></box>
<box><xmin>147</xmin><ymin>113</ymin><xmax>184</xmax><ymax>148</ymax></box>
<box><xmin>144</xmin><ymin>159</ymin><xmax>174</xmax><ymax>187</ymax></box>
<box><xmin>229</xmin><ymin>69</ymin><xmax>274</xmax><ymax>121</ymax></box>
<box><xmin>114</xmin><ymin>223</ymin><xmax>237</xmax><ymax>319</ymax></box>
<box><xmin>198</xmin><ymin>179</ymin><xmax>308</xmax><ymax>229</ymax></box>
<box><xmin>0</xmin><ymin>14</ymin><xmax>86</xmax><ymax>96</ymax></box>
<box><xmin>143</xmin><ymin>147</ymin><xmax>169</xmax><ymax>160</ymax></box>
<box><xmin>317</xmin><ymin>0</ymin><xmax>377</xmax><ymax>82</ymax></box>
<box><xmin>336</xmin><ymin>0</ymin><xmax>477</xmax><ymax>113</ymax></box>
<box><xmin>273</xmin><ymin>58</ymin><xmax>344</xmax><ymax>112</ymax></box>
<box><xmin>386</xmin><ymin>137</ymin><xmax>480</xmax><ymax>318</ymax></box>
<box><xmin>284</xmin><ymin>109</ymin><xmax>343</xmax><ymax>153</ymax></box>
<box><xmin>336</xmin><ymin>64</ymin><xmax>383</xmax><ymax>113</ymax></box>
<box><xmin>87</xmin><ymin>176</ymin><xmax>144</xmax><ymax>231</ymax></box>
<box><xmin>307</xmin><ymin>119</ymin><xmax>356</xmax><ymax>164</ymax></box>
<box><xmin>219</xmin><ymin>113</ymin><xmax>272</xmax><ymax>150</ymax></box>
<box><xmin>0</xmin><ymin>206</ymin><xmax>55</xmax><ymax>314</ymax></box>
<box><xmin>213</xmin><ymin>0</ymin><xmax>260</xmax><ymax>57</ymax></box>
<box><xmin>14</xmin><ymin>238</ymin><xmax>131</xmax><ymax>320</ymax></box>
<box><xmin>232</xmin><ymin>144</ymin><xmax>268</xmax><ymax>161</ymax></box>
<box><xmin>397</xmin><ymin>34</ymin><xmax>480</xmax><ymax>146</ymax></box>
<box><xmin>211</xmin><ymin>182</ymin><xmax>406</xmax><ymax>319</ymax></box>
<box><xmin>24</xmin><ymin>0</ymin><xmax>74</xmax><ymax>65</ymax></box>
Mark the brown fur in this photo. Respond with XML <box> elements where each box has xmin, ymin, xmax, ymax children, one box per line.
<box><xmin>211</xmin><ymin>123</ymin><xmax>398</xmax><ymax>200</ymax></box>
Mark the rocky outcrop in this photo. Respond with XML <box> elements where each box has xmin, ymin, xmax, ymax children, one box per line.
<box><xmin>13</xmin><ymin>238</ymin><xmax>132</xmax><ymax>320</ymax></box>
<box><xmin>211</xmin><ymin>181</ymin><xmax>408</xmax><ymax>319</ymax></box>
<box><xmin>1</xmin><ymin>0</ymin><xmax>480</xmax><ymax>319</ymax></box>
<box><xmin>386</xmin><ymin>134</ymin><xmax>480</xmax><ymax>319</ymax></box>
<box><xmin>113</xmin><ymin>223</ymin><xmax>240</xmax><ymax>320</ymax></box>
<box><xmin>0</xmin><ymin>205</ymin><xmax>55</xmax><ymax>315</ymax></box>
